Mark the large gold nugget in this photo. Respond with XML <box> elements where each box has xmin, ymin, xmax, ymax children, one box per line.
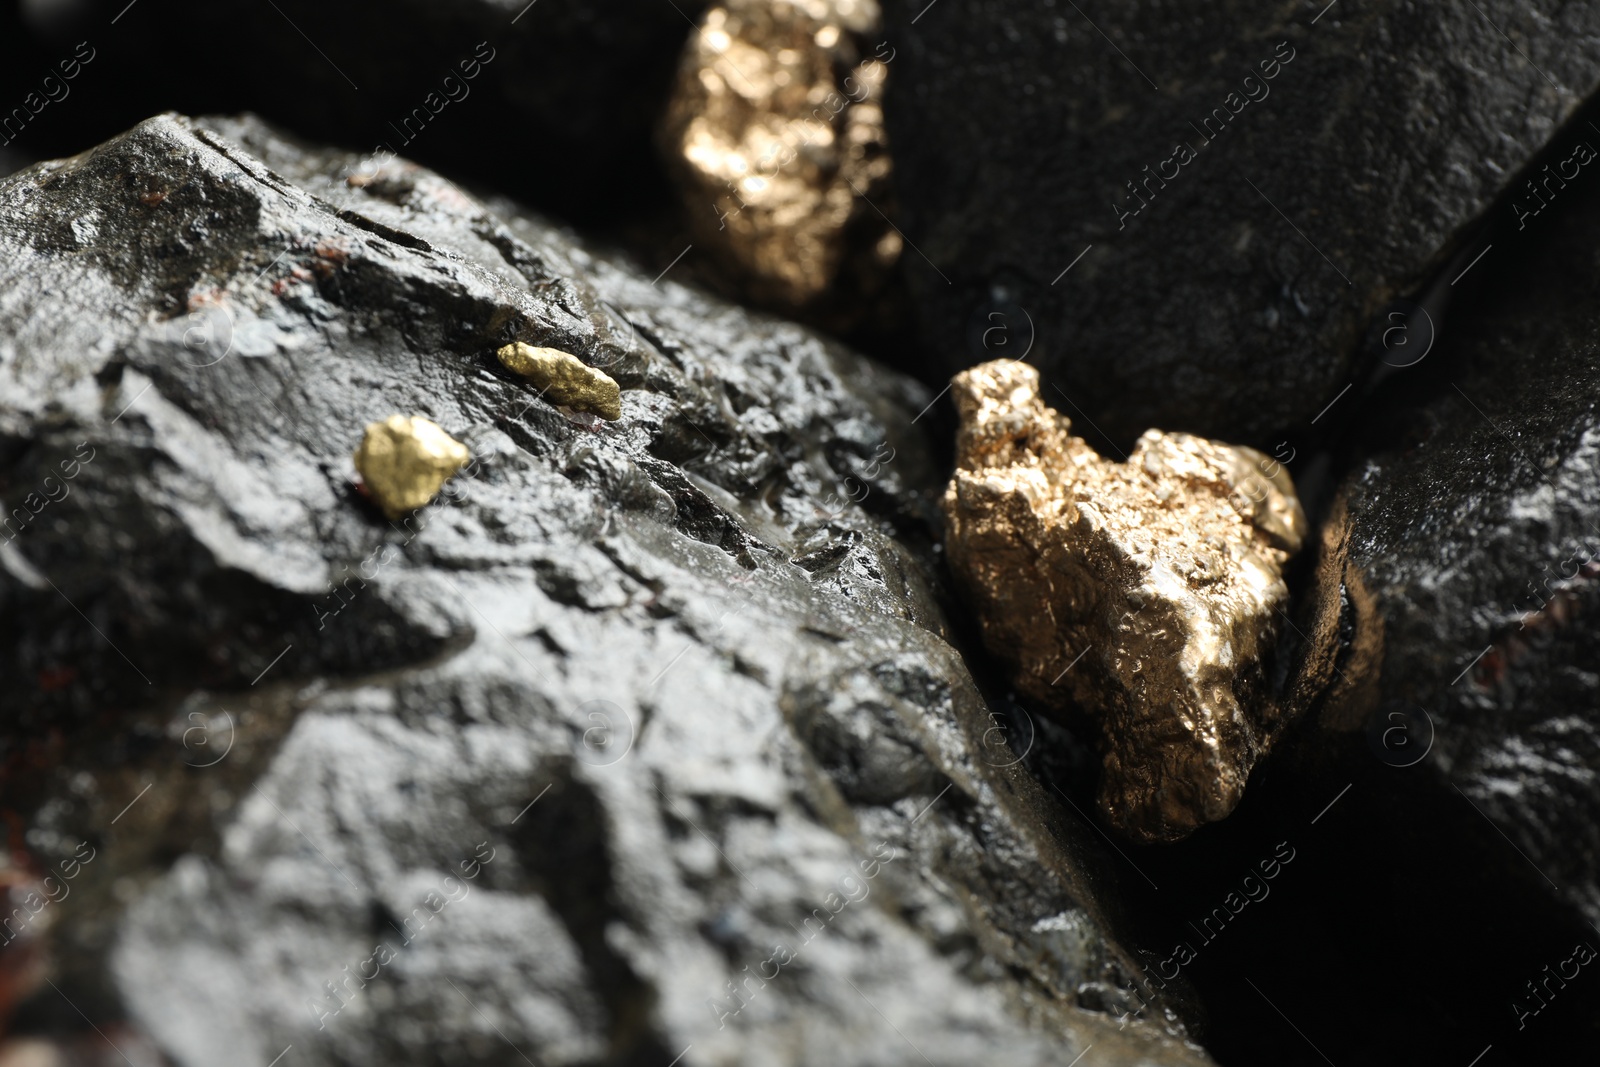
<box><xmin>353</xmin><ymin>415</ymin><xmax>471</xmax><ymax>520</ymax></box>
<box><xmin>941</xmin><ymin>362</ymin><xmax>1307</xmax><ymax>842</ymax></box>
<box><xmin>659</xmin><ymin>0</ymin><xmax>897</xmax><ymax>309</ymax></box>
<box><xmin>497</xmin><ymin>342</ymin><xmax>622</xmax><ymax>421</ymax></box>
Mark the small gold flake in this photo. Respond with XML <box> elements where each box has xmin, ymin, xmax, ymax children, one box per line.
<box><xmin>496</xmin><ymin>342</ymin><xmax>622</xmax><ymax>421</ymax></box>
<box><xmin>353</xmin><ymin>414</ymin><xmax>471</xmax><ymax>520</ymax></box>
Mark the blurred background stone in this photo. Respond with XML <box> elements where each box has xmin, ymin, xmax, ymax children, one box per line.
<box><xmin>1158</xmin><ymin>112</ymin><xmax>1600</xmax><ymax>1067</ymax></box>
<box><xmin>3</xmin><ymin>0</ymin><xmax>700</xmax><ymax>224</ymax></box>
<box><xmin>1296</xmin><ymin>146</ymin><xmax>1600</xmax><ymax>936</ymax></box>
<box><xmin>881</xmin><ymin>0</ymin><xmax>1600</xmax><ymax>447</ymax></box>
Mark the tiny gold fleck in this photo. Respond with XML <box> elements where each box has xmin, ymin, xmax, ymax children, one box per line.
<box><xmin>496</xmin><ymin>342</ymin><xmax>622</xmax><ymax>421</ymax></box>
<box><xmin>352</xmin><ymin>415</ymin><xmax>471</xmax><ymax>520</ymax></box>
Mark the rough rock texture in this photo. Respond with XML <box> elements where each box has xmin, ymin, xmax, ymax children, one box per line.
<box><xmin>942</xmin><ymin>362</ymin><xmax>1306</xmax><ymax>843</ymax></box>
<box><xmin>1299</xmin><ymin>169</ymin><xmax>1600</xmax><ymax>929</ymax></box>
<box><xmin>0</xmin><ymin>115</ymin><xmax>1214</xmax><ymax>1066</ymax></box>
<box><xmin>659</xmin><ymin>0</ymin><xmax>899</xmax><ymax>318</ymax></box>
<box><xmin>883</xmin><ymin>0</ymin><xmax>1600</xmax><ymax>444</ymax></box>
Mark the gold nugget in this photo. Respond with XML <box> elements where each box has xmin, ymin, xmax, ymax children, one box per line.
<box><xmin>353</xmin><ymin>415</ymin><xmax>471</xmax><ymax>520</ymax></box>
<box><xmin>497</xmin><ymin>342</ymin><xmax>622</xmax><ymax>421</ymax></box>
<box><xmin>659</xmin><ymin>0</ymin><xmax>897</xmax><ymax>311</ymax></box>
<box><xmin>941</xmin><ymin>362</ymin><xmax>1307</xmax><ymax>843</ymax></box>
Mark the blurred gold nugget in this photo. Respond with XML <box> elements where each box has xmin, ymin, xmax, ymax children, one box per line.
<box><xmin>353</xmin><ymin>415</ymin><xmax>471</xmax><ymax>520</ymax></box>
<box><xmin>942</xmin><ymin>361</ymin><xmax>1307</xmax><ymax>843</ymax></box>
<box><xmin>660</xmin><ymin>0</ymin><xmax>897</xmax><ymax>309</ymax></box>
<box><xmin>496</xmin><ymin>342</ymin><xmax>622</xmax><ymax>421</ymax></box>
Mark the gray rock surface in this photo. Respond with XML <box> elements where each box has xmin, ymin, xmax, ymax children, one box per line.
<box><xmin>0</xmin><ymin>114</ymin><xmax>1213</xmax><ymax>1066</ymax></box>
<box><xmin>882</xmin><ymin>0</ymin><xmax>1600</xmax><ymax>444</ymax></box>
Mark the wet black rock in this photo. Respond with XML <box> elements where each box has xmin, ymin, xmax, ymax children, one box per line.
<box><xmin>882</xmin><ymin>0</ymin><xmax>1600</xmax><ymax>445</ymax></box>
<box><xmin>0</xmin><ymin>114</ymin><xmax>1214</xmax><ymax>1066</ymax></box>
<box><xmin>1296</xmin><ymin>156</ymin><xmax>1600</xmax><ymax>993</ymax></box>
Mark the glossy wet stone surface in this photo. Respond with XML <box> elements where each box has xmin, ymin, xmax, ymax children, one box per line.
<box><xmin>0</xmin><ymin>114</ymin><xmax>1213</xmax><ymax>1067</ymax></box>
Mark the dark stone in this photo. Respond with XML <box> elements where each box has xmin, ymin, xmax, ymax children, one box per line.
<box><xmin>3</xmin><ymin>0</ymin><xmax>698</xmax><ymax>223</ymax></box>
<box><xmin>882</xmin><ymin>0</ymin><xmax>1600</xmax><ymax>445</ymax></box>
<box><xmin>0</xmin><ymin>114</ymin><xmax>1214</xmax><ymax>1066</ymax></box>
<box><xmin>1225</xmin><ymin>181</ymin><xmax>1600</xmax><ymax>1051</ymax></box>
<box><xmin>1292</xmin><ymin>149</ymin><xmax>1600</xmax><ymax>957</ymax></box>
